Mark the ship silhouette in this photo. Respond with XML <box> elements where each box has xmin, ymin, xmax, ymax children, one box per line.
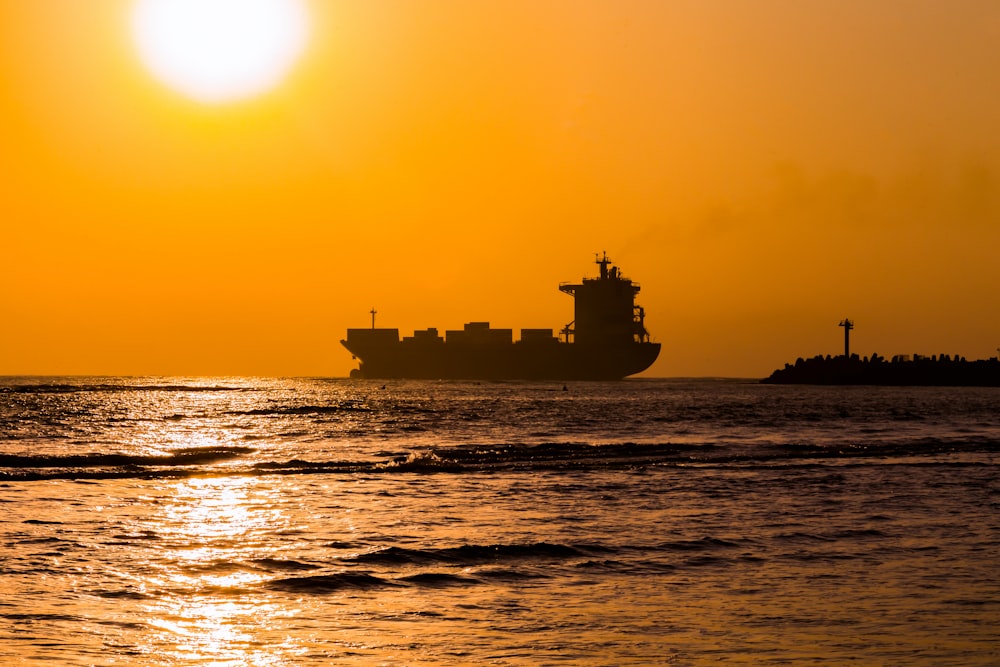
<box><xmin>342</xmin><ymin>254</ymin><xmax>660</xmax><ymax>380</ymax></box>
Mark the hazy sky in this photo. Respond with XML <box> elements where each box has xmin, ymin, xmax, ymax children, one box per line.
<box><xmin>2</xmin><ymin>0</ymin><xmax>998</xmax><ymax>377</ymax></box>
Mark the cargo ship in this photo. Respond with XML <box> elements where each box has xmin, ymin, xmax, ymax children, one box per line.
<box><xmin>341</xmin><ymin>254</ymin><xmax>660</xmax><ymax>380</ymax></box>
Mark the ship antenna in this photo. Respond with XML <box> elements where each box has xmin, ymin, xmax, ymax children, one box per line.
<box><xmin>370</xmin><ymin>307</ymin><xmax>377</xmax><ymax>329</ymax></box>
<box><xmin>596</xmin><ymin>251</ymin><xmax>611</xmax><ymax>280</ymax></box>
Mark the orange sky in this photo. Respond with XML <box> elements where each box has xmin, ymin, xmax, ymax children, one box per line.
<box><xmin>2</xmin><ymin>1</ymin><xmax>998</xmax><ymax>377</ymax></box>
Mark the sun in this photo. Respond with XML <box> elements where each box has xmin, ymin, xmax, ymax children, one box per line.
<box><xmin>132</xmin><ymin>0</ymin><xmax>309</xmax><ymax>104</ymax></box>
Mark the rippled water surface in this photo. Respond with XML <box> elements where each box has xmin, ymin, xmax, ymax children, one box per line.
<box><xmin>2</xmin><ymin>377</ymin><xmax>999</xmax><ymax>665</ymax></box>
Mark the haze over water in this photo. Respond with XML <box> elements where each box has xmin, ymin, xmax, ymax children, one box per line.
<box><xmin>2</xmin><ymin>377</ymin><xmax>998</xmax><ymax>665</ymax></box>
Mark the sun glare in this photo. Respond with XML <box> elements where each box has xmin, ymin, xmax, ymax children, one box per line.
<box><xmin>132</xmin><ymin>0</ymin><xmax>309</xmax><ymax>104</ymax></box>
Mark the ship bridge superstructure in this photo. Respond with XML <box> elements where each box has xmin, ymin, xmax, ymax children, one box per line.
<box><xmin>559</xmin><ymin>253</ymin><xmax>651</xmax><ymax>346</ymax></box>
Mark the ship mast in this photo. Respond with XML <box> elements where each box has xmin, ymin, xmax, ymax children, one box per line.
<box><xmin>596</xmin><ymin>251</ymin><xmax>611</xmax><ymax>280</ymax></box>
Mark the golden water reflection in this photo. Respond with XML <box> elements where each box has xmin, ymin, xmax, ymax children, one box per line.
<box><xmin>140</xmin><ymin>476</ymin><xmax>302</xmax><ymax>666</ymax></box>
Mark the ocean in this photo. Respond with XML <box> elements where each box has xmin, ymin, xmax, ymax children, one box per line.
<box><xmin>1</xmin><ymin>377</ymin><xmax>998</xmax><ymax>665</ymax></box>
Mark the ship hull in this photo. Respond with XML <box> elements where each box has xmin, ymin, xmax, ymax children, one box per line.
<box><xmin>341</xmin><ymin>339</ymin><xmax>661</xmax><ymax>381</ymax></box>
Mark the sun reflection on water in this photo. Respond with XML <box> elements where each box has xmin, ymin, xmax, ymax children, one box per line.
<box><xmin>139</xmin><ymin>476</ymin><xmax>302</xmax><ymax>666</ymax></box>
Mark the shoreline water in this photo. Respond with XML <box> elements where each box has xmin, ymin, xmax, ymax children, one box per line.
<box><xmin>2</xmin><ymin>377</ymin><xmax>998</xmax><ymax>665</ymax></box>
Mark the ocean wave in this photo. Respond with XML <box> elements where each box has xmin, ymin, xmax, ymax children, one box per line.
<box><xmin>251</xmin><ymin>558</ymin><xmax>322</xmax><ymax>572</ymax></box>
<box><xmin>264</xmin><ymin>570</ymin><xmax>484</xmax><ymax>594</ymax></box>
<box><xmin>1</xmin><ymin>613</ymin><xmax>86</xmax><ymax>622</ymax></box>
<box><xmin>2</xmin><ymin>439</ymin><xmax>995</xmax><ymax>482</ymax></box>
<box><xmin>227</xmin><ymin>404</ymin><xmax>371</xmax><ymax>416</ymax></box>
<box><xmin>93</xmin><ymin>589</ymin><xmax>150</xmax><ymax>600</ymax></box>
<box><xmin>265</xmin><ymin>572</ymin><xmax>398</xmax><ymax>593</ymax></box>
<box><xmin>475</xmin><ymin>568</ymin><xmax>551</xmax><ymax>581</ymax></box>
<box><xmin>0</xmin><ymin>445</ymin><xmax>254</xmax><ymax>469</ymax></box>
<box><xmin>370</xmin><ymin>442</ymin><xmax>716</xmax><ymax>473</ymax></box>
<box><xmin>261</xmin><ymin>539</ymin><xmax>770</xmax><ymax>594</ymax></box>
<box><xmin>0</xmin><ymin>383</ymin><xmax>245</xmax><ymax>394</ymax></box>
<box><xmin>656</xmin><ymin>536</ymin><xmax>743</xmax><ymax>551</ymax></box>
<box><xmin>397</xmin><ymin>572</ymin><xmax>481</xmax><ymax>586</ymax></box>
<box><xmin>262</xmin><ymin>541</ymin><xmax>607</xmax><ymax>594</ymax></box>
<box><xmin>348</xmin><ymin>542</ymin><xmax>599</xmax><ymax>567</ymax></box>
